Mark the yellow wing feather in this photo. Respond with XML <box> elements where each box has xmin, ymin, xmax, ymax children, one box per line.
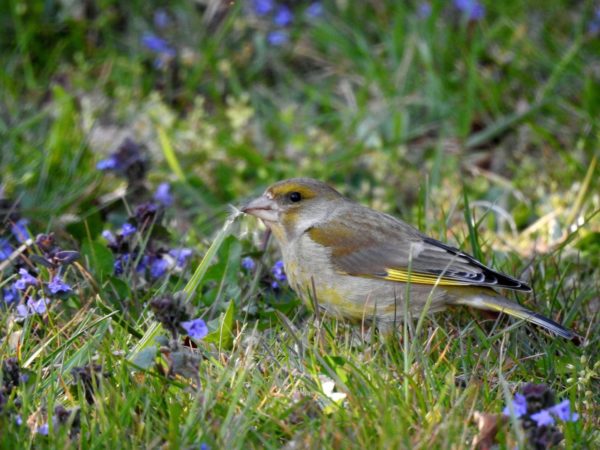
<box><xmin>383</xmin><ymin>268</ymin><xmax>471</xmax><ymax>286</ymax></box>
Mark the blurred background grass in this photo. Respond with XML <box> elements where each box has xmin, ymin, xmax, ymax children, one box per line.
<box><xmin>0</xmin><ymin>0</ymin><xmax>599</xmax><ymax>448</ymax></box>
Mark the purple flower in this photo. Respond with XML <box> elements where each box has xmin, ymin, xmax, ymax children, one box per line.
<box><xmin>417</xmin><ymin>2</ymin><xmax>432</xmax><ymax>19</ymax></box>
<box><xmin>101</xmin><ymin>230</ymin><xmax>116</xmax><ymax>244</ymax></box>
<box><xmin>271</xmin><ymin>260</ymin><xmax>286</xmax><ymax>282</ymax></box>
<box><xmin>47</xmin><ymin>276</ymin><xmax>72</xmax><ymax>295</ymax></box>
<box><xmin>241</xmin><ymin>257</ymin><xmax>255</xmax><ymax>271</ymax></box>
<box><xmin>36</xmin><ymin>422</ymin><xmax>49</xmax><ymax>435</ymax></box>
<box><xmin>154</xmin><ymin>9</ymin><xmax>170</xmax><ymax>29</ymax></box>
<box><xmin>14</xmin><ymin>268</ymin><xmax>38</xmax><ymax>290</ymax></box>
<box><xmin>588</xmin><ymin>8</ymin><xmax>600</xmax><ymax>34</ymax></box>
<box><xmin>11</xmin><ymin>219</ymin><xmax>31</xmax><ymax>243</ymax></box>
<box><xmin>271</xmin><ymin>281</ymin><xmax>280</xmax><ymax>289</ymax></box>
<box><xmin>16</xmin><ymin>304</ymin><xmax>29</xmax><ymax>318</ymax></box>
<box><xmin>267</xmin><ymin>30</ymin><xmax>289</xmax><ymax>46</ymax></box>
<box><xmin>141</xmin><ymin>33</ymin><xmax>176</xmax><ymax>57</ymax></box>
<box><xmin>453</xmin><ymin>0</ymin><xmax>485</xmax><ymax>21</ymax></box>
<box><xmin>15</xmin><ymin>415</ymin><xmax>22</xmax><ymax>426</ymax></box>
<box><xmin>531</xmin><ymin>409</ymin><xmax>555</xmax><ymax>427</ymax></box>
<box><xmin>121</xmin><ymin>223</ymin><xmax>137</xmax><ymax>237</ymax></box>
<box><xmin>16</xmin><ymin>297</ymin><xmax>48</xmax><ymax>318</ymax></box>
<box><xmin>0</xmin><ymin>238</ymin><xmax>12</xmax><ymax>261</ymax></box>
<box><xmin>96</xmin><ymin>157</ymin><xmax>118</xmax><ymax>170</ymax></box>
<box><xmin>2</xmin><ymin>286</ymin><xmax>19</xmax><ymax>304</ymax></box>
<box><xmin>180</xmin><ymin>317</ymin><xmax>208</xmax><ymax>340</ymax></box>
<box><xmin>200</xmin><ymin>444</ymin><xmax>210</xmax><ymax>450</ymax></box>
<box><xmin>306</xmin><ymin>2</ymin><xmax>323</xmax><ymax>19</ymax></box>
<box><xmin>154</xmin><ymin>182</ymin><xmax>173</xmax><ymax>206</ymax></box>
<box><xmin>136</xmin><ymin>255</ymin><xmax>149</xmax><ymax>273</ymax></box>
<box><xmin>114</xmin><ymin>254</ymin><xmax>126</xmax><ymax>275</ymax></box>
<box><xmin>29</xmin><ymin>297</ymin><xmax>48</xmax><ymax>314</ymax></box>
<box><xmin>503</xmin><ymin>393</ymin><xmax>528</xmax><ymax>418</ymax></box>
<box><xmin>169</xmin><ymin>248</ymin><xmax>193</xmax><ymax>268</ymax></box>
<box><xmin>252</xmin><ymin>0</ymin><xmax>274</xmax><ymax>16</ymax></box>
<box><xmin>274</xmin><ymin>6</ymin><xmax>293</xmax><ymax>26</ymax></box>
<box><xmin>550</xmin><ymin>400</ymin><xmax>579</xmax><ymax>422</ymax></box>
<box><xmin>150</xmin><ymin>257</ymin><xmax>169</xmax><ymax>278</ymax></box>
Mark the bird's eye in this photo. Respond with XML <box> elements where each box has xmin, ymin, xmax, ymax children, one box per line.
<box><xmin>288</xmin><ymin>191</ymin><xmax>302</xmax><ymax>203</ymax></box>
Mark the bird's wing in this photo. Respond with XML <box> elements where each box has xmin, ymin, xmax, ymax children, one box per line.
<box><xmin>306</xmin><ymin>207</ymin><xmax>531</xmax><ymax>292</ymax></box>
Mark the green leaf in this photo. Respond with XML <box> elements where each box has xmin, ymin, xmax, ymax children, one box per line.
<box><xmin>204</xmin><ymin>300</ymin><xmax>235</xmax><ymax>350</ymax></box>
<box><xmin>130</xmin><ymin>346</ymin><xmax>159</xmax><ymax>370</ymax></box>
<box><xmin>81</xmin><ymin>240</ymin><xmax>114</xmax><ymax>282</ymax></box>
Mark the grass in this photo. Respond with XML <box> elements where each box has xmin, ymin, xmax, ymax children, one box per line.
<box><xmin>1</xmin><ymin>0</ymin><xmax>599</xmax><ymax>448</ymax></box>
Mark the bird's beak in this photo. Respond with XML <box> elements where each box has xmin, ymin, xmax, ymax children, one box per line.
<box><xmin>241</xmin><ymin>195</ymin><xmax>279</xmax><ymax>222</ymax></box>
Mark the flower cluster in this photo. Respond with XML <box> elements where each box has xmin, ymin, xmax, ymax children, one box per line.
<box><xmin>0</xmin><ymin>358</ymin><xmax>26</xmax><ymax>415</ymax></box>
<box><xmin>34</xmin><ymin>405</ymin><xmax>81</xmax><ymax>437</ymax></box>
<box><xmin>141</xmin><ymin>9</ymin><xmax>176</xmax><ymax>69</ymax></box>
<box><xmin>97</xmin><ymin>139</ymin><xmax>191</xmax><ymax>281</ymax></box>
<box><xmin>503</xmin><ymin>384</ymin><xmax>579</xmax><ymax>449</ymax></box>
<box><xmin>250</xmin><ymin>0</ymin><xmax>323</xmax><ymax>46</ymax></box>
<box><xmin>271</xmin><ymin>260</ymin><xmax>287</xmax><ymax>289</ymax></box>
<box><xmin>150</xmin><ymin>292</ymin><xmax>208</xmax><ymax>341</ymax></box>
<box><xmin>1</xmin><ymin>229</ymin><xmax>77</xmax><ymax>318</ymax></box>
<box><xmin>240</xmin><ymin>257</ymin><xmax>288</xmax><ymax>291</ymax></box>
<box><xmin>101</xmin><ymin>192</ymin><xmax>192</xmax><ymax>280</ymax></box>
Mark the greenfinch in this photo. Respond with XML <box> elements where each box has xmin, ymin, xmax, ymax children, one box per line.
<box><xmin>242</xmin><ymin>178</ymin><xmax>576</xmax><ymax>340</ymax></box>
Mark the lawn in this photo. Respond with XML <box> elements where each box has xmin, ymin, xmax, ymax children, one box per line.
<box><xmin>0</xmin><ymin>1</ymin><xmax>599</xmax><ymax>448</ymax></box>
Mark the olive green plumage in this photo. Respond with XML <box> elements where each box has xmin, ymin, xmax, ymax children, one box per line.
<box><xmin>242</xmin><ymin>178</ymin><xmax>576</xmax><ymax>340</ymax></box>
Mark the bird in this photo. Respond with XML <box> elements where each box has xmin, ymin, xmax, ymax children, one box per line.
<box><xmin>241</xmin><ymin>178</ymin><xmax>576</xmax><ymax>340</ymax></box>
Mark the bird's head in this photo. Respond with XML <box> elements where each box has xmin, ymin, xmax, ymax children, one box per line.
<box><xmin>242</xmin><ymin>178</ymin><xmax>343</xmax><ymax>242</ymax></box>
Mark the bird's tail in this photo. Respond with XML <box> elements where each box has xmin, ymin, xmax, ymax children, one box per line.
<box><xmin>452</xmin><ymin>289</ymin><xmax>576</xmax><ymax>340</ymax></box>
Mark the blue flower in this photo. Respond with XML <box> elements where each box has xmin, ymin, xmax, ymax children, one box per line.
<box><xmin>48</xmin><ymin>276</ymin><xmax>72</xmax><ymax>295</ymax></box>
<box><xmin>588</xmin><ymin>8</ymin><xmax>600</xmax><ymax>34</ymax></box>
<box><xmin>306</xmin><ymin>2</ymin><xmax>323</xmax><ymax>19</ymax></box>
<box><xmin>101</xmin><ymin>230</ymin><xmax>116</xmax><ymax>245</ymax></box>
<box><xmin>271</xmin><ymin>260</ymin><xmax>286</xmax><ymax>282</ymax></box>
<box><xmin>199</xmin><ymin>444</ymin><xmax>210</xmax><ymax>450</ymax></box>
<box><xmin>114</xmin><ymin>253</ymin><xmax>130</xmax><ymax>275</ymax></box>
<box><xmin>503</xmin><ymin>393</ymin><xmax>528</xmax><ymax>418</ymax></box>
<box><xmin>11</xmin><ymin>219</ymin><xmax>31</xmax><ymax>243</ymax></box>
<box><xmin>36</xmin><ymin>422</ymin><xmax>49</xmax><ymax>435</ymax></box>
<box><xmin>141</xmin><ymin>33</ymin><xmax>176</xmax><ymax>57</ymax></box>
<box><xmin>417</xmin><ymin>2</ymin><xmax>432</xmax><ymax>19</ymax></box>
<box><xmin>96</xmin><ymin>157</ymin><xmax>118</xmax><ymax>171</ymax></box>
<box><xmin>154</xmin><ymin>182</ymin><xmax>173</xmax><ymax>206</ymax></box>
<box><xmin>121</xmin><ymin>223</ymin><xmax>137</xmax><ymax>237</ymax></box>
<box><xmin>531</xmin><ymin>409</ymin><xmax>555</xmax><ymax>427</ymax></box>
<box><xmin>550</xmin><ymin>400</ymin><xmax>579</xmax><ymax>422</ymax></box>
<box><xmin>14</xmin><ymin>268</ymin><xmax>38</xmax><ymax>290</ymax></box>
<box><xmin>241</xmin><ymin>257</ymin><xmax>255</xmax><ymax>270</ymax></box>
<box><xmin>2</xmin><ymin>286</ymin><xmax>19</xmax><ymax>304</ymax></box>
<box><xmin>29</xmin><ymin>297</ymin><xmax>48</xmax><ymax>314</ymax></box>
<box><xmin>150</xmin><ymin>257</ymin><xmax>169</xmax><ymax>278</ymax></box>
<box><xmin>0</xmin><ymin>238</ymin><xmax>12</xmax><ymax>261</ymax></box>
<box><xmin>169</xmin><ymin>248</ymin><xmax>193</xmax><ymax>268</ymax></box>
<box><xmin>271</xmin><ymin>281</ymin><xmax>280</xmax><ymax>289</ymax></box>
<box><xmin>180</xmin><ymin>318</ymin><xmax>208</xmax><ymax>340</ymax></box>
<box><xmin>15</xmin><ymin>415</ymin><xmax>23</xmax><ymax>426</ymax></box>
<box><xmin>453</xmin><ymin>0</ymin><xmax>485</xmax><ymax>21</ymax></box>
<box><xmin>252</xmin><ymin>0</ymin><xmax>274</xmax><ymax>16</ymax></box>
<box><xmin>154</xmin><ymin>9</ymin><xmax>170</xmax><ymax>29</ymax></box>
<box><xmin>274</xmin><ymin>6</ymin><xmax>293</xmax><ymax>26</ymax></box>
<box><xmin>267</xmin><ymin>30</ymin><xmax>289</xmax><ymax>46</ymax></box>
<box><xmin>16</xmin><ymin>297</ymin><xmax>48</xmax><ymax>318</ymax></box>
